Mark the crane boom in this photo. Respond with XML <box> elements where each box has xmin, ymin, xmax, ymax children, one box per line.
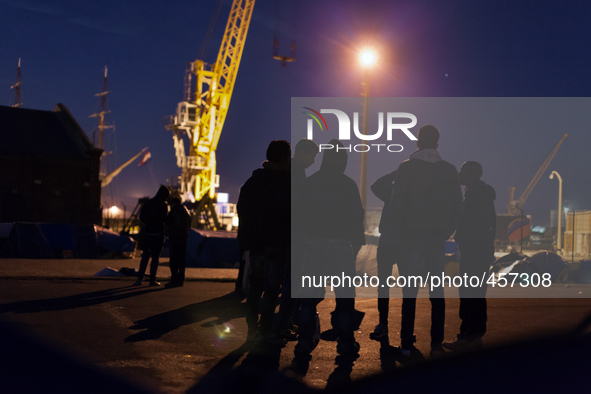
<box><xmin>508</xmin><ymin>133</ymin><xmax>568</xmax><ymax>215</ymax></box>
<box><xmin>169</xmin><ymin>0</ymin><xmax>256</xmax><ymax>203</ymax></box>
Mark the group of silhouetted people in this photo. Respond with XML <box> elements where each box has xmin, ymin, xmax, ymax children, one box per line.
<box><xmin>133</xmin><ymin>185</ymin><xmax>191</xmax><ymax>288</ymax></box>
<box><xmin>237</xmin><ymin>124</ymin><xmax>496</xmax><ymax>368</ymax></box>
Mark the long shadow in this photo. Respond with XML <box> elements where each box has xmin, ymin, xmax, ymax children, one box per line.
<box><xmin>125</xmin><ymin>292</ymin><xmax>246</xmax><ymax>342</ymax></box>
<box><xmin>0</xmin><ymin>285</ymin><xmax>164</xmax><ymax>314</ymax></box>
<box><xmin>189</xmin><ymin>341</ymin><xmax>313</xmax><ymax>394</ymax></box>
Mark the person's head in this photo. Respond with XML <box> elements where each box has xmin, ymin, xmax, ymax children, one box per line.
<box><xmin>294</xmin><ymin>138</ymin><xmax>319</xmax><ymax>169</ymax></box>
<box><xmin>319</xmin><ymin>139</ymin><xmax>348</xmax><ymax>174</ymax></box>
<box><xmin>417</xmin><ymin>125</ymin><xmax>440</xmax><ymax>150</ymax></box>
<box><xmin>169</xmin><ymin>197</ymin><xmax>182</xmax><ymax>207</ymax></box>
<box><xmin>459</xmin><ymin>161</ymin><xmax>483</xmax><ymax>186</ymax></box>
<box><xmin>155</xmin><ymin>185</ymin><xmax>171</xmax><ymax>201</ymax></box>
<box><xmin>266</xmin><ymin>140</ymin><xmax>291</xmax><ymax>168</ymax></box>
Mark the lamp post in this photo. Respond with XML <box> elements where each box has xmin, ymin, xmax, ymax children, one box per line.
<box><xmin>358</xmin><ymin>47</ymin><xmax>377</xmax><ymax>210</ymax></box>
<box><xmin>549</xmin><ymin>171</ymin><xmax>563</xmax><ymax>252</ymax></box>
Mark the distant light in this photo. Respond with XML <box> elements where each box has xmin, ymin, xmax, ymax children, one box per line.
<box><xmin>359</xmin><ymin>48</ymin><xmax>377</xmax><ymax>67</ymax></box>
<box><xmin>232</xmin><ymin>216</ymin><xmax>239</xmax><ymax>227</ymax></box>
<box><xmin>217</xmin><ymin>193</ymin><xmax>229</xmax><ymax>204</ymax></box>
<box><xmin>109</xmin><ymin>206</ymin><xmax>119</xmax><ymax>216</ymax></box>
<box><xmin>187</xmin><ymin>191</ymin><xmax>196</xmax><ymax>203</ymax></box>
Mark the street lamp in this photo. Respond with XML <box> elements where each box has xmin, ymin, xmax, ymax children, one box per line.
<box><xmin>109</xmin><ymin>206</ymin><xmax>120</xmax><ymax>232</ymax></box>
<box><xmin>359</xmin><ymin>48</ymin><xmax>377</xmax><ymax>67</ymax></box>
<box><xmin>109</xmin><ymin>205</ymin><xmax>120</xmax><ymax>217</ymax></box>
<box><xmin>549</xmin><ymin>171</ymin><xmax>563</xmax><ymax>252</ymax></box>
<box><xmin>358</xmin><ymin>47</ymin><xmax>378</xmax><ymax>211</ymax></box>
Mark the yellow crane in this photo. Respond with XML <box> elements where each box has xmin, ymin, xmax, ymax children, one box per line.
<box><xmin>168</xmin><ymin>0</ymin><xmax>256</xmax><ymax>215</ymax></box>
<box><xmin>507</xmin><ymin>133</ymin><xmax>568</xmax><ymax>215</ymax></box>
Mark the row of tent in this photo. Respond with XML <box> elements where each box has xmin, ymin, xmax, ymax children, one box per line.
<box><xmin>0</xmin><ymin>222</ymin><xmax>134</xmax><ymax>259</ymax></box>
<box><xmin>0</xmin><ymin>222</ymin><xmax>241</xmax><ymax>268</ymax></box>
<box><xmin>2</xmin><ymin>222</ymin><xmax>589</xmax><ymax>280</ymax></box>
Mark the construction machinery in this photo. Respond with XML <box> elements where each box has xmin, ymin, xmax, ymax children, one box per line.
<box><xmin>507</xmin><ymin>133</ymin><xmax>568</xmax><ymax>216</ymax></box>
<box><xmin>167</xmin><ymin>0</ymin><xmax>255</xmax><ymax>229</ymax></box>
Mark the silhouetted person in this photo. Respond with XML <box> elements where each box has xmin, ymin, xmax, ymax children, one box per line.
<box><xmin>134</xmin><ymin>185</ymin><xmax>170</xmax><ymax>286</ymax></box>
<box><xmin>276</xmin><ymin>138</ymin><xmax>319</xmax><ymax>340</ymax></box>
<box><xmin>369</xmin><ymin>170</ymin><xmax>398</xmax><ymax>340</ymax></box>
<box><xmin>293</xmin><ymin>139</ymin><xmax>365</xmax><ymax>360</ymax></box>
<box><xmin>165</xmin><ymin>197</ymin><xmax>191</xmax><ymax>288</ymax></box>
<box><xmin>444</xmin><ymin>161</ymin><xmax>496</xmax><ymax>351</ymax></box>
<box><xmin>291</xmin><ymin>138</ymin><xmax>319</xmax><ymax>189</ymax></box>
<box><xmin>389</xmin><ymin>125</ymin><xmax>462</xmax><ymax>357</ymax></box>
<box><xmin>237</xmin><ymin>140</ymin><xmax>291</xmax><ymax>344</ymax></box>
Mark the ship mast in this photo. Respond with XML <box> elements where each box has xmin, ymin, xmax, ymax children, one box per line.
<box><xmin>90</xmin><ymin>66</ymin><xmax>113</xmax><ymax>178</ymax></box>
<box><xmin>10</xmin><ymin>58</ymin><xmax>23</xmax><ymax>108</ymax></box>
<box><xmin>90</xmin><ymin>66</ymin><xmax>112</xmax><ymax>151</ymax></box>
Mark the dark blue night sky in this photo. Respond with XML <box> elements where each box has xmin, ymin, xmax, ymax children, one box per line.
<box><xmin>2</xmin><ymin>0</ymin><xmax>590</xmax><ymax>224</ymax></box>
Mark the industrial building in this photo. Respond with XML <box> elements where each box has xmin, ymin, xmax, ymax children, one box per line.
<box><xmin>564</xmin><ymin>210</ymin><xmax>591</xmax><ymax>259</ymax></box>
<box><xmin>0</xmin><ymin>104</ymin><xmax>102</xmax><ymax>224</ymax></box>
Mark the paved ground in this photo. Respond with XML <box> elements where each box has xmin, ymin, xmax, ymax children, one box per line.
<box><xmin>1</xmin><ymin>258</ymin><xmax>591</xmax><ymax>393</ymax></box>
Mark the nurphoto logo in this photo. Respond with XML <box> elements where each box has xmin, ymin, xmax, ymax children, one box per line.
<box><xmin>302</xmin><ymin>107</ymin><xmax>418</xmax><ymax>153</ymax></box>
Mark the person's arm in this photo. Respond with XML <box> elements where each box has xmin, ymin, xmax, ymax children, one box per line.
<box><xmin>489</xmin><ymin>192</ymin><xmax>497</xmax><ymax>244</ymax></box>
<box><xmin>236</xmin><ymin>180</ymin><xmax>252</xmax><ymax>253</ymax></box>
<box><xmin>390</xmin><ymin>162</ymin><xmax>410</xmax><ymax>236</ymax></box>
<box><xmin>349</xmin><ymin>181</ymin><xmax>366</xmax><ymax>255</ymax></box>
<box><xmin>449</xmin><ymin>172</ymin><xmax>464</xmax><ymax>239</ymax></box>
<box><xmin>371</xmin><ymin>170</ymin><xmax>397</xmax><ymax>202</ymax></box>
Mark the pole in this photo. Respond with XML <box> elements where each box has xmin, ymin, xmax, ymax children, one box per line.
<box><xmin>550</xmin><ymin>171</ymin><xmax>563</xmax><ymax>252</ymax></box>
<box><xmin>359</xmin><ymin>71</ymin><xmax>369</xmax><ymax>211</ymax></box>
<box><xmin>557</xmin><ymin>177</ymin><xmax>563</xmax><ymax>251</ymax></box>
<box><xmin>520</xmin><ymin>209</ymin><xmax>524</xmax><ymax>254</ymax></box>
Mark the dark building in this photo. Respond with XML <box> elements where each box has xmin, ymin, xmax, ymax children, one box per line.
<box><xmin>0</xmin><ymin>104</ymin><xmax>102</xmax><ymax>224</ymax></box>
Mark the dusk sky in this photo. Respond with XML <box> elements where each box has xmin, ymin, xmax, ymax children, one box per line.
<box><xmin>2</xmin><ymin>0</ymin><xmax>590</xmax><ymax>225</ymax></box>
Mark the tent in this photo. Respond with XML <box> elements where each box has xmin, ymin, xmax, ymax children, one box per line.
<box><xmin>0</xmin><ymin>222</ymin><xmax>133</xmax><ymax>258</ymax></box>
<box><xmin>186</xmin><ymin>229</ymin><xmax>240</xmax><ymax>268</ymax></box>
<box><xmin>490</xmin><ymin>251</ymin><xmax>566</xmax><ymax>283</ymax></box>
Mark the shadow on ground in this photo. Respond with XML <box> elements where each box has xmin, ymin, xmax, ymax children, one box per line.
<box><xmin>0</xmin><ymin>284</ymin><xmax>164</xmax><ymax>314</ymax></box>
<box><xmin>125</xmin><ymin>291</ymin><xmax>246</xmax><ymax>342</ymax></box>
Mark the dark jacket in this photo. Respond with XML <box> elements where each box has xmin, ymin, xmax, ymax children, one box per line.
<box><xmin>455</xmin><ymin>180</ymin><xmax>496</xmax><ymax>254</ymax></box>
<box><xmin>371</xmin><ymin>170</ymin><xmax>396</xmax><ymax>239</ymax></box>
<box><xmin>166</xmin><ymin>203</ymin><xmax>191</xmax><ymax>241</ymax></box>
<box><xmin>140</xmin><ymin>186</ymin><xmax>170</xmax><ymax>234</ymax></box>
<box><xmin>299</xmin><ymin>141</ymin><xmax>365</xmax><ymax>251</ymax></box>
<box><xmin>390</xmin><ymin>149</ymin><xmax>462</xmax><ymax>239</ymax></box>
<box><xmin>237</xmin><ymin>161</ymin><xmax>291</xmax><ymax>253</ymax></box>
<box><xmin>291</xmin><ymin>158</ymin><xmax>307</xmax><ymax>193</ymax></box>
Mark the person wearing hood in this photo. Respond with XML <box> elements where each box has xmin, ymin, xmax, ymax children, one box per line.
<box><xmin>237</xmin><ymin>140</ymin><xmax>291</xmax><ymax>344</ymax></box>
<box><xmin>444</xmin><ymin>161</ymin><xmax>496</xmax><ymax>352</ymax></box>
<box><xmin>165</xmin><ymin>197</ymin><xmax>192</xmax><ymax>288</ymax></box>
<box><xmin>389</xmin><ymin>125</ymin><xmax>463</xmax><ymax>358</ymax></box>
<box><xmin>292</xmin><ymin>139</ymin><xmax>365</xmax><ymax>364</ymax></box>
<box><xmin>134</xmin><ymin>185</ymin><xmax>170</xmax><ymax>286</ymax></box>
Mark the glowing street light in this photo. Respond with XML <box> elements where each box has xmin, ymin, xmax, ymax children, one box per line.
<box><xmin>109</xmin><ymin>205</ymin><xmax>120</xmax><ymax>217</ymax></box>
<box><xmin>359</xmin><ymin>48</ymin><xmax>378</xmax><ymax>67</ymax></box>
<box><xmin>549</xmin><ymin>171</ymin><xmax>563</xmax><ymax>251</ymax></box>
